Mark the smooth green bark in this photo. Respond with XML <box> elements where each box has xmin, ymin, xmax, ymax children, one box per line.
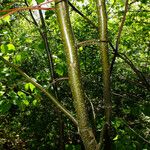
<box><xmin>96</xmin><ymin>0</ymin><xmax>112</xmax><ymax>149</ymax></box>
<box><xmin>55</xmin><ymin>0</ymin><xmax>98</xmax><ymax>149</ymax></box>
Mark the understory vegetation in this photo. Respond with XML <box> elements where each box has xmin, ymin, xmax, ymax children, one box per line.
<box><xmin>0</xmin><ymin>0</ymin><xmax>150</xmax><ymax>149</ymax></box>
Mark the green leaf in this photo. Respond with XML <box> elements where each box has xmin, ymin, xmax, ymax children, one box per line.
<box><xmin>56</xmin><ymin>67</ymin><xmax>64</xmax><ymax>76</ymax></box>
<box><xmin>17</xmin><ymin>91</ymin><xmax>26</xmax><ymax>98</ymax></box>
<box><xmin>7</xmin><ymin>44</ymin><xmax>16</xmax><ymax>51</ymax></box>
<box><xmin>77</xmin><ymin>0</ymin><xmax>84</xmax><ymax>2</ymax></box>
<box><xmin>36</xmin><ymin>0</ymin><xmax>45</xmax><ymax>3</ymax></box>
<box><xmin>38</xmin><ymin>41</ymin><xmax>45</xmax><ymax>49</ymax></box>
<box><xmin>3</xmin><ymin>55</ymin><xmax>10</xmax><ymax>60</ymax></box>
<box><xmin>79</xmin><ymin>46</ymin><xmax>83</xmax><ymax>51</ymax></box>
<box><xmin>113</xmin><ymin>135</ymin><xmax>119</xmax><ymax>141</ymax></box>
<box><xmin>0</xmin><ymin>101</ymin><xmax>11</xmax><ymax>114</ymax></box>
<box><xmin>45</xmin><ymin>11</ymin><xmax>55</xmax><ymax>19</ymax></box>
<box><xmin>32</xmin><ymin>99</ymin><xmax>37</xmax><ymax>106</ymax></box>
<box><xmin>65</xmin><ymin>144</ymin><xmax>81</xmax><ymax>150</ymax></box>
<box><xmin>25</xmin><ymin>83</ymin><xmax>35</xmax><ymax>92</ymax></box>
<box><xmin>0</xmin><ymin>44</ymin><xmax>8</xmax><ymax>53</ymax></box>
<box><xmin>25</xmin><ymin>83</ymin><xmax>29</xmax><ymax>91</ymax></box>
<box><xmin>23</xmin><ymin>99</ymin><xmax>29</xmax><ymax>106</ymax></box>
<box><xmin>25</xmin><ymin>38</ymin><xmax>32</xmax><ymax>43</ymax></box>
<box><xmin>141</xmin><ymin>0</ymin><xmax>148</xmax><ymax>3</ymax></box>
<box><xmin>27</xmin><ymin>0</ymin><xmax>32</xmax><ymax>4</ymax></box>
<box><xmin>0</xmin><ymin>91</ymin><xmax>5</xmax><ymax>96</ymax></box>
<box><xmin>29</xmin><ymin>83</ymin><xmax>35</xmax><ymax>92</ymax></box>
<box><xmin>2</xmin><ymin>15</ymin><xmax>10</xmax><ymax>23</ymax></box>
<box><xmin>14</xmin><ymin>54</ymin><xmax>22</xmax><ymax>63</ymax></box>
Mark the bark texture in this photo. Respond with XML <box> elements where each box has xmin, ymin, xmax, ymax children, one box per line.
<box><xmin>55</xmin><ymin>0</ymin><xmax>98</xmax><ymax>149</ymax></box>
<box><xmin>96</xmin><ymin>0</ymin><xmax>112</xmax><ymax>149</ymax></box>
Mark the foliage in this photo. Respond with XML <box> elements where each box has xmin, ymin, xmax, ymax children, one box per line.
<box><xmin>0</xmin><ymin>0</ymin><xmax>150</xmax><ymax>149</ymax></box>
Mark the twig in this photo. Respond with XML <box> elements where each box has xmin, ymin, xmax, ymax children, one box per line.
<box><xmin>51</xmin><ymin>77</ymin><xmax>69</xmax><ymax>84</ymax></box>
<box><xmin>118</xmin><ymin>53</ymin><xmax>150</xmax><ymax>90</ymax></box>
<box><xmin>123</xmin><ymin>119</ymin><xmax>150</xmax><ymax>145</ymax></box>
<box><xmin>116</xmin><ymin>0</ymin><xmax>129</xmax><ymax>51</ymax></box>
<box><xmin>112</xmin><ymin>91</ymin><xmax>144</xmax><ymax>100</ymax></box>
<box><xmin>112</xmin><ymin>92</ymin><xmax>126</xmax><ymax>98</ymax></box>
<box><xmin>68</xmin><ymin>1</ymin><xmax>98</xmax><ymax>29</ymax></box>
<box><xmin>18</xmin><ymin>12</ymin><xmax>34</xmax><ymax>24</ymax></box>
<box><xmin>84</xmin><ymin>93</ymin><xmax>96</xmax><ymax>122</ymax></box>
<box><xmin>129</xmin><ymin>0</ymin><xmax>137</xmax><ymax>5</ymax></box>
<box><xmin>110</xmin><ymin>0</ymin><xmax>129</xmax><ymax>74</ymax></box>
<box><xmin>24</xmin><ymin>0</ymin><xmax>39</xmax><ymax>27</ymax></box>
<box><xmin>97</xmin><ymin>124</ymin><xmax>105</xmax><ymax>150</ymax></box>
<box><xmin>0</xmin><ymin>0</ymin><xmax>55</xmax><ymax>19</ymax></box>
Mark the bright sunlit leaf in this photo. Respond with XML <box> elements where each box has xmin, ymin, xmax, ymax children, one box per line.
<box><xmin>3</xmin><ymin>55</ymin><xmax>10</xmax><ymax>60</ymax></box>
<box><xmin>32</xmin><ymin>99</ymin><xmax>37</xmax><ymax>106</ymax></box>
<box><xmin>79</xmin><ymin>46</ymin><xmax>83</xmax><ymax>51</ymax></box>
<box><xmin>23</xmin><ymin>99</ymin><xmax>29</xmax><ymax>106</ymax></box>
<box><xmin>14</xmin><ymin>54</ymin><xmax>22</xmax><ymax>63</ymax></box>
<box><xmin>25</xmin><ymin>83</ymin><xmax>35</xmax><ymax>92</ymax></box>
<box><xmin>2</xmin><ymin>15</ymin><xmax>10</xmax><ymax>23</ymax></box>
<box><xmin>113</xmin><ymin>135</ymin><xmax>119</xmax><ymax>141</ymax></box>
<box><xmin>17</xmin><ymin>91</ymin><xmax>26</xmax><ymax>98</ymax></box>
<box><xmin>29</xmin><ymin>83</ymin><xmax>35</xmax><ymax>92</ymax></box>
<box><xmin>7</xmin><ymin>44</ymin><xmax>16</xmax><ymax>51</ymax></box>
<box><xmin>25</xmin><ymin>83</ymin><xmax>29</xmax><ymax>91</ymax></box>
<box><xmin>0</xmin><ymin>91</ymin><xmax>5</xmax><ymax>96</ymax></box>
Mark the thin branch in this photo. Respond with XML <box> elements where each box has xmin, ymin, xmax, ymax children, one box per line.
<box><xmin>129</xmin><ymin>0</ymin><xmax>137</xmax><ymax>5</ymax></box>
<box><xmin>18</xmin><ymin>12</ymin><xmax>34</xmax><ymax>24</ymax></box>
<box><xmin>110</xmin><ymin>0</ymin><xmax>129</xmax><ymax>74</ymax></box>
<box><xmin>39</xmin><ymin>9</ymin><xmax>56</xmax><ymax>81</ymax></box>
<box><xmin>0</xmin><ymin>0</ymin><xmax>54</xmax><ymax>19</ymax></box>
<box><xmin>24</xmin><ymin>0</ymin><xmax>39</xmax><ymax>27</ymax></box>
<box><xmin>97</xmin><ymin>124</ymin><xmax>105</xmax><ymax>149</ymax></box>
<box><xmin>85</xmin><ymin>93</ymin><xmax>96</xmax><ymax>120</ymax></box>
<box><xmin>84</xmin><ymin>93</ymin><xmax>96</xmax><ymax>134</ymax></box>
<box><xmin>118</xmin><ymin>53</ymin><xmax>150</xmax><ymax>90</ymax></box>
<box><xmin>112</xmin><ymin>91</ymin><xmax>144</xmax><ymax>100</ymax></box>
<box><xmin>108</xmin><ymin>40</ymin><xmax>116</xmax><ymax>52</ymax></box>
<box><xmin>25</xmin><ymin>0</ymin><xmax>56</xmax><ymax>83</ymax></box>
<box><xmin>0</xmin><ymin>56</ymin><xmax>78</xmax><ymax>126</ymax></box>
<box><xmin>68</xmin><ymin>1</ymin><xmax>98</xmax><ymax>29</ymax></box>
<box><xmin>123</xmin><ymin>119</ymin><xmax>150</xmax><ymax>145</ymax></box>
<box><xmin>51</xmin><ymin>77</ymin><xmax>69</xmax><ymax>84</ymax></box>
<box><xmin>117</xmin><ymin>76</ymin><xmax>147</xmax><ymax>89</ymax></box>
<box><xmin>112</xmin><ymin>92</ymin><xmax>126</xmax><ymax>98</ymax></box>
<box><xmin>116</xmin><ymin>0</ymin><xmax>129</xmax><ymax>50</ymax></box>
<box><xmin>24</xmin><ymin>2</ymin><xmax>65</xmax><ymax>147</ymax></box>
<box><xmin>0</xmin><ymin>7</ymin><xmax>53</xmax><ymax>13</ymax></box>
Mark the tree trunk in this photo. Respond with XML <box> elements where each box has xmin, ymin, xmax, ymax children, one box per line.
<box><xmin>96</xmin><ymin>0</ymin><xmax>112</xmax><ymax>149</ymax></box>
<box><xmin>55</xmin><ymin>0</ymin><xmax>98</xmax><ymax>149</ymax></box>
